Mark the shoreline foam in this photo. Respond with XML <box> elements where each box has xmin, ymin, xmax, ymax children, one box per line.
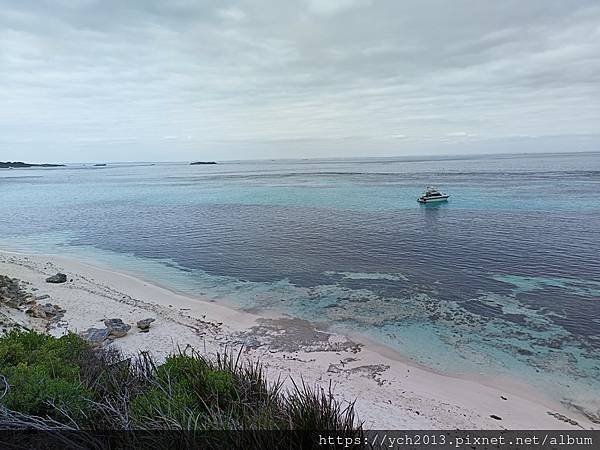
<box><xmin>0</xmin><ymin>249</ymin><xmax>594</xmax><ymax>430</ymax></box>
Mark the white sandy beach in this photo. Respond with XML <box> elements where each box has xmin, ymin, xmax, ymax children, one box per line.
<box><xmin>0</xmin><ymin>249</ymin><xmax>594</xmax><ymax>430</ymax></box>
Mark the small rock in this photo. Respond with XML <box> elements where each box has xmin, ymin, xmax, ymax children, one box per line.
<box><xmin>326</xmin><ymin>364</ymin><xmax>342</xmax><ymax>374</ymax></box>
<box><xmin>81</xmin><ymin>327</ymin><xmax>110</xmax><ymax>344</ymax></box>
<box><xmin>26</xmin><ymin>305</ymin><xmax>47</xmax><ymax>319</ymax></box>
<box><xmin>490</xmin><ymin>414</ymin><xmax>502</xmax><ymax>421</ymax></box>
<box><xmin>45</xmin><ymin>273</ymin><xmax>67</xmax><ymax>284</ymax></box>
<box><xmin>26</xmin><ymin>303</ymin><xmax>65</xmax><ymax>319</ymax></box>
<box><xmin>35</xmin><ymin>294</ymin><xmax>51</xmax><ymax>301</ymax></box>
<box><xmin>136</xmin><ymin>318</ymin><xmax>155</xmax><ymax>331</ymax></box>
<box><xmin>104</xmin><ymin>318</ymin><xmax>131</xmax><ymax>338</ymax></box>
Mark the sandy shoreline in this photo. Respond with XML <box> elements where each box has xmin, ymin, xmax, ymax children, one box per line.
<box><xmin>0</xmin><ymin>249</ymin><xmax>594</xmax><ymax>430</ymax></box>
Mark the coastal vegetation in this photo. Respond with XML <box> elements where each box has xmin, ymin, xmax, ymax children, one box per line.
<box><xmin>0</xmin><ymin>330</ymin><xmax>361</xmax><ymax>446</ymax></box>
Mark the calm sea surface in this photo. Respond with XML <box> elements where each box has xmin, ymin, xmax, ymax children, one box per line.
<box><xmin>1</xmin><ymin>152</ymin><xmax>599</xmax><ymax>410</ymax></box>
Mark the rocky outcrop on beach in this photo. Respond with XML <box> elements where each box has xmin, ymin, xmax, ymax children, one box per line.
<box><xmin>104</xmin><ymin>318</ymin><xmax>131</xmax><ymax>337</ymax></box>
<box><xmin>45</xmin><ymin>273</ymin><xmax>67</xmax><ymax>283</ymax></box>
<box><xmin>0</xmin><ymin>275</ymin><xmax>31</xmax><ymax>334</ymax></box>
<box><xmin>137</xmin><ymin>317</ymin><xmax>155</xmax><ymax>332</ymax></box>
<box><xmin>0</xmin><ymin>274</ymin><xmax>66</xmax><ymax>332</ymax></box>
<box><xmin>0</xmin><ymin>275</ymin><xmax>31</xmax><ymax>308</ymax></box>
<box><xmin>238</xmin><ymin>317</ymin><xmax>363</xmax><ymax>354</ymax></box>
<box><xmin>80</xmin><ymin>327</ymin><xmax>111</xmax><ymax>344</ymax></box>
<box><xmin>0</xmin><ymin>312</ymin><xmax>22</xmax><ymax>335</ymax></box>
<box><xmin>80</xmin><ymin>318</ymin><xmax>132</xmax><ymax>345</ymax></box>
<box><xmin>26</xmin><ymin>303</ymin><xmax>65</xmax><ymax>320</ymax></box>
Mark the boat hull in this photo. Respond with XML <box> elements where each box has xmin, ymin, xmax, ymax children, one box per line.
<box><xmin>418</xmin><ymin>196</ymin><xmax>449</xmax><ymax>203</ymax></box>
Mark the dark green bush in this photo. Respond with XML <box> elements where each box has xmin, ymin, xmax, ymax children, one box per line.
<box><xmin>0</xmin><ymin>330</ymin><xmax>93</xmax><ymax>421</ymax></box>
<box><xmin>0</xmin><ymin>329</ymin><xmax>49</xmax><ymax>366</ymax></box>
<box><xmin>158</xmin><ymin>354</ymin><xmax>206</xmax><ymax>376</ymax></box>
<box><xmin>129</xmin><ymin>356</ymin><xmax>202</xmax><ymax>427</ymax></box>
<box><xmin>0</xmin><ymin>330</ymin><xmax>89</xmax><ymax>374</ymax></box>
<box><xmin>129</xmin><ymin>384</ymin><xmax>199</xmax><ymax>428</ymax></box>
<box><xmin>130</xmin><ymin>353</ymin><xmax>238</xmax><ymax>428</ymax></box>
<box><xmin>203</xmin><ymin>369</ymin><xmax>235</xmax><ymax>399</ymax></box>
<box><xmin>2</xmin><ymin>364</ymin><xmax>92</xmax><ymax>420</ymax></box>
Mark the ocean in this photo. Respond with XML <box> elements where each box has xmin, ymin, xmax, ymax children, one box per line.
<box><xmin>1</xmin><ymin>152</ymin><xmax>599</xmax><ymax>412</ymax></box>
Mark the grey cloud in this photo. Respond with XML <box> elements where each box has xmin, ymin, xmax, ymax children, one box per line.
<box><xmin>305</xmin><ymin>0</ymin><xmax>372</xmax><ymax>17</ymax></box>
<box><xmin>0</xmin><ymin>0</ymin><xmax>599</xmax><ymax>162</ymax></box>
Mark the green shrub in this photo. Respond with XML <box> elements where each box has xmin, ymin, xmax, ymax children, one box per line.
<box><xmin>129</xmin><ymin>383</ymin><xmax>199</xmax><ymax>428</ymax></box>
<box><xmin>0</xmin><ymin>329</ymin><xmax>50</xmax><ymax>366</ymax></box>
<box><xmin>0</xmin><ymin>330</ymin><xmax>93</xmax><ymax>422</ymax></box>
<box><xmin>158</xmin><ymin>354</ymin><xmax>208</xmax><ymax>380</ymax></box>
<box><xmin>130</xmin><ymin>354</ymin><xmax>200</xmax><ymax>427</ymax></box>
<box><xmin>152</xmin><ymin>354</ymin><xmax>236</xmax><ymax>404</ymax></box>
<box><xmin>2</xmin><ymin>363</ymin><xmax>92</xmax><ymax>420</ymax></box>
<box><xmin>130</xmin><ymin>354</ymin><xmax>236</xmax><ymax>428</ymax></box>
<box><xmin>202</xmin><ymin>369</ymin><xmax>235</xmax><ymax>399</ymax></box>
<box><xmin>0</xmin><ymin>330</ymin><xmax>89</xmax><ymax>373</ymax></box>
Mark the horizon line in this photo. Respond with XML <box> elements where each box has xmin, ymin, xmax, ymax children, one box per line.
<box><xmin>3</xmin><ymin>149</ymin><xmax>600</xmax><ymax>166</ymax></box>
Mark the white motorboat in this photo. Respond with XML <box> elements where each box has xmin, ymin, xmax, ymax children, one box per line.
<box><xmin>418</xmin><ymin>187</ymin><xmax>449</xmax><ymax>203</ymax></box>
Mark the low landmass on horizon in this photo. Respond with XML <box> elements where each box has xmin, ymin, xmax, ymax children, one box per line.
<box><xmin>0</xmin><ymin>161</ymin><xmax>65</xmax><ymax>168</ymax></box>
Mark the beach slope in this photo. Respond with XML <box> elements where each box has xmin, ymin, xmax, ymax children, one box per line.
<box><xmin>0</xmin><ymin>250</ymin><xmax>593</xmax><ymax>430</ymax></box>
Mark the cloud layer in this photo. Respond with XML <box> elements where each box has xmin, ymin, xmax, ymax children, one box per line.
<box><xmin>1</xmin><ymin>0</ymin><xmax>599</xmax><ymax>161</ymax></box>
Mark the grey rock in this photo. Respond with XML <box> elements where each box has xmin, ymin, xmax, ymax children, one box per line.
<box><xmin>81</xmin><ymin>327</ymin><xmax>110</xmax><ymax>344</ymax></box>
<box><xmin>26</xmin><ymin>303</ymin><xmax>65</xmax><ymax>319</ymax></box>
<box><xmin>45</xmin><ymin>273</ymin><xmax>67</xmax><ymax>283</ymax></box>
<box><xmin>0</xmin><ymin>275</ymin><xmax>29</xmax><ymax>307</ymax></box>
<box><xmin>26</xmin><ymin>304</ymin><xmax>47</xmax><ymax>319</ymax></box>
<box><xmin>43</xmin><ymin>303</ymin><xmax>64</xmax><ymax>316</ymax></box>
<box><xmin>327</xmin><ymin>364</ymin><xmax>342</xmax><ymax>374</ymax></box>
<box><xmin>3</xmin><ymin>297</ymin><xmax>23</xmax><ymax>308</ymax></box>
<box><xmin>35</xmin><ymin>294</ymin><xmax>51</xmax><ymax>301</ymax></box>
<box><xmin>136</xmin><ymin>318</ymin><xmax>155</xmax><ymax>331</ymax></box>
<box><xmin>104</xmin><ymin>318</ymin><xmax>131</xmax><ymax>338</ymax></box>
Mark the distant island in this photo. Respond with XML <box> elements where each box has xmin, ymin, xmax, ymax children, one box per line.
<box><xmin>190</xmin><ymin>161</ymin><xmax>217</xmax><ymax>165</ymax></box>
<box><xmin>0</xmin><ymin>161</ymin><xmax>65</xmax><ymax>168</ymax></box>
<box><xmin>93</xmin><ymin>163</ymin><xmax>107</xmax><ymax>167</ymax></box>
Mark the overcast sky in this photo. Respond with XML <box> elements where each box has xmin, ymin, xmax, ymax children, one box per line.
<box><xmin>1</xmin><ymin>0</ymin><xmax>599</xmax><ymax>162</ymax></box>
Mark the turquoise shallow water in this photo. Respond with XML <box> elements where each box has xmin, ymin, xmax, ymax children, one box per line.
<box><xmin>1</xmin><ymin>152</ymin><xmax>599</xmax><ymax>413</ymax></box>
